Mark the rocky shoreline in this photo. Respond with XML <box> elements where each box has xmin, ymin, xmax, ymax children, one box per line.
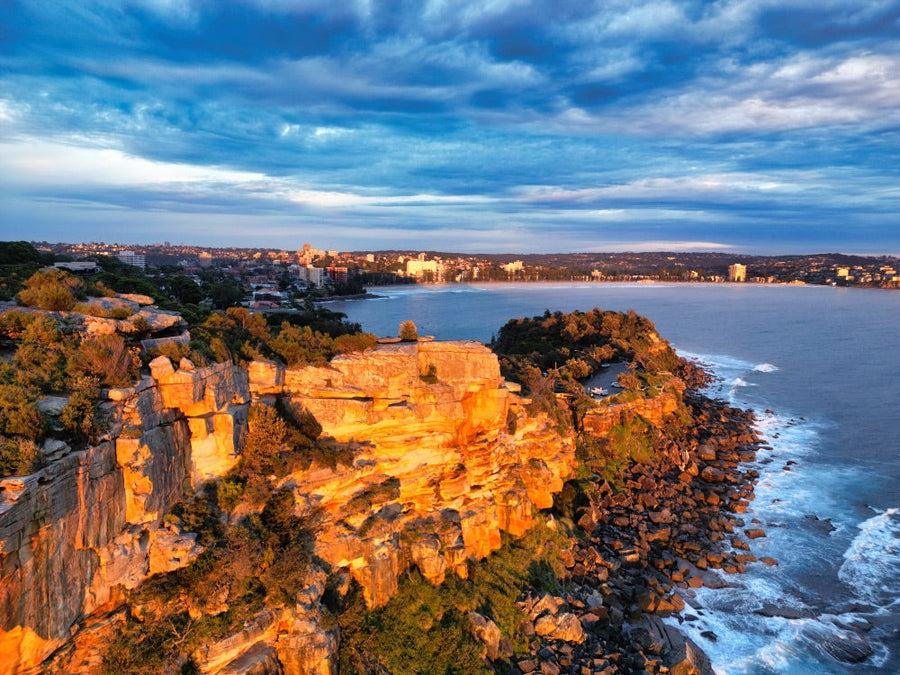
<box><xmin>483</xmin><ymin>392</ymin><xmax>768</xmax><ymax>674</ymax></box>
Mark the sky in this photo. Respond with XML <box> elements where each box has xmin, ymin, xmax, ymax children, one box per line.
<box><xmin>1</xmin><ymin>1</ymin><xmax>899</xmax><ymax>254</ymax></box>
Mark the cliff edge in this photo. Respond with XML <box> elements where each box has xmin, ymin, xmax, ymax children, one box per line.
<box><xmin>0</xmin><ymin>339</ymin><xmax>575</xmax><ymax>674</ymax></box>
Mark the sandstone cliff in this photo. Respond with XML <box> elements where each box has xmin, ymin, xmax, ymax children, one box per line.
<box><xmin>272</xmin><ymin>341</ymin><xmax>576</xmax><ymax>608</ymax></box>
<box><xmin>0</xmin><ymin>339</ymin><xmax>576</xmax><ymax>674</ymax></box>
<box><xmin>0</xmin><ymin>356</ymin><xmax>250</xmax><ymax>674</ymax></box>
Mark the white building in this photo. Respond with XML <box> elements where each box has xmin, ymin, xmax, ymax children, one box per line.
<box><xmin>53</xmin><ymin>261</ymin><xmax>99</xmax><ymax>274</ymax></box>
<box><xmin>406</xmin><ymin>259</ymin><xmax>439</xmax><ymax>278</ymax></box>
<box><xmin>117</xmin><ymin>251</ymin><xmax>146</xmax><ymax>270</ymax></box>
<box><xmin>302</xmin><ymin>265</ymin><xmax>325</xmax><ymax>287</ymax></box>
<box><xmin>502</xmin><ymin>260</ymin><xmax>524</xmax><ymax>275</ymax></box>
<box><xmin>728</xmin><ymin>263</ymin><xmax>747</xmax><ymax>282</ymax></box>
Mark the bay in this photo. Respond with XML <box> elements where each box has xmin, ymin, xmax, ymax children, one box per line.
<box><xmin>327</xmin><ymin>282</ymin><xmax>900</xmax><ymax>673</ymax></box>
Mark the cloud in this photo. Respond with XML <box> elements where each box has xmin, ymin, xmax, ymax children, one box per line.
<box><xmin>1</xmin><ymin>0</ymin><xmax>900</xmax><ymax>253</ymax></box>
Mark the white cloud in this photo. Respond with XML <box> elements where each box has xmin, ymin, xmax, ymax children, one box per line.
<box><xmin>585</xmin><ymin>240</ymin><xmax>734</xmax><ymax>252</ymax></box>
<box><xmin>516</xmin><ymin>173</ymin><xmax>798</xmax><ymax>205</ymax></box>
<box><xmin>0</xmin><ymin>136</ymin><xmax>267</xmax><ymax>187</ymax></box>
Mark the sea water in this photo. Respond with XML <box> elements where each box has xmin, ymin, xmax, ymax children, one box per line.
<box><xmin>327</xmin><ymin>282</ymin><xmax>900</xmax><ymax>673</ymax></box>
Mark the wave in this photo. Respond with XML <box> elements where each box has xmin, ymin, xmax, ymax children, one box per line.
<box><xmin>667</xmin><ymin>351</ymin><xmax>895</xmax><ymax>672</ymax></box>
<box><xmin>678</xmin><ymin>350</ymin><xmax>757</xmax><ymax>373</ymax></box>
<box><xmin>838</xmin><ymin>508</ymin><xmax>900</xmax><ymax>610</ymax></box>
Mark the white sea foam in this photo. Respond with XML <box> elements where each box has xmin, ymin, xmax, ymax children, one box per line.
<box><xmin>679</xmin><ymin>350</ymin><xmax>757</xmax><ymax>373</ymax></box>
<box><xmin>838</xmin><ymin>508</ymin><xmax>900</xmax><ymax>609</ymax></box>
<box><xmin>668</xmin><ymin>351</ymin><xmax>889</xmax><ymax>673</ymax></box>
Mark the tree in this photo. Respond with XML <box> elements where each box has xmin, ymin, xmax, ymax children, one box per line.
<box><xmin>60</xmin><ymin>377</ymin><xmax>106</xmax><ymax>443</ymax></box>
<box><xmin>399</xmin><ymin>320</ymin><xmax>418</xmax><ymax>341</ymax></box>
<box><xmin>17</xmin><ymin>269</ymin><xmax>84</xmax><ymax>311</ymax></box>
<box><xmin>268</xmin><ymin>323</ymin><xmax>333</xmax><ymax>367</ymax></box>
<box><xmin>241</xmin><ymin>404</ymin><xmax>288</xmax><ymax>477</ymax></box>
<box><xmin>68</xmin><ymin>334</ymin><xmax>140</xmax><ymax>387</ymax></box>
<box><xmin>0</xmin><ymin>241</ymin><xmax>43</xmax><ymax>266</ymax></box>
<box><xmin>162</xmin><ymin>275</ymin><xmax>203</xmax><ymax>305</ymax></box>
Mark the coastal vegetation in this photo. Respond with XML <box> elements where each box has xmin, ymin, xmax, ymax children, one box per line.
<box><xmin>336</xmin><ymin>517</ymin><xmax>571</xmax><ymax>673</ymax></box>
<box><xmin>0</xmin><ymin>263</ymin><xmax>375</xmax><ymax>478</ymax></box>
<box><xmin>103</xmin><ymin>401</ymin><xmax>322</xmax><ymax>674</ymax></box>
<box><xmin>398</xmin><ymin>319</ymin><xmax>418</xmax><ymax>341</ymax></box>
<box><xmin>0</xmin><ymin>269</ymin><xmax>763</xmax><ymax>674</ymax></box>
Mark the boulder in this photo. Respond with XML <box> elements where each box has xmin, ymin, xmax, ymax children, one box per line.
<box><xmin>469</xmin><ymin>611</ymin><xmax>503</xmax><ymax>661</ymax></box>
<box><xmin>149</xmin><ymin>355</ymin><xmax>175</xmax><ymax>380</ymax></box>
<box><xmin>118</xmin><ymin>293</ymin><xmax>154</xmax><ymax>306</ymax></box>
<box><xmin>803</xmin><ymin>624</ymin><xmax>873</xmax><ymax>665</ymax></box>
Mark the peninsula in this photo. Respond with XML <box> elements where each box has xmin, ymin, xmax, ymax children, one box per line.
<box><xmin>0</xmin><ymin>263</ymin><xmax>808</xmax><ymax>673</ymax></box>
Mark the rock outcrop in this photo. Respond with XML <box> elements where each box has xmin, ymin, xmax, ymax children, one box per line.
<box><xmin>174</xmin><ymin>342</ymin><xmax>574</xmax><ymax>616</ymax></box>
<box><xmin>0</xmin><ymin>356</ymin><xmax>250</xmax><ymax>674</ymax></box>
<box><xmin>582</xmin><ymin>380</ymin><xmax>685</xmax><ymax>436</ymax></box>
<box><xmin>0</xmin><ymin>339</ymin><xmax>575</xmax><ymax>674</ymax></box>
<box><xmin>261</xmin><ymin>341</ymin><xmax>575</xmax><ymax>608</ymax></box>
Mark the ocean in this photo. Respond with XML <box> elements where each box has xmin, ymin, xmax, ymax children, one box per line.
<box><xmin>326</xmin><ymin>282</ymin><xmax>900</xmax><ymax>674</ymax></box>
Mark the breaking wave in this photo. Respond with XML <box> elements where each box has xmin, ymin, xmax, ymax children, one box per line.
<box><xmin>838</xmin><ymin>508</ymin><xmax>900</xmax><ymax>610</ymax></box>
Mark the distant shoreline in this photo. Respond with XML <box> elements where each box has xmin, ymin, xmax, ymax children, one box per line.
<box><xmin>332</xmin><ymin>279</ymin><xmax>900</xmax><ymax>295</ymax></box>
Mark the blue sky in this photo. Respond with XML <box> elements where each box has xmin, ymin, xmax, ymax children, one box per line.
<box><xmin>1</xmin><ymin>1</ymin><xmax>899</xmax><ymax>254</ymax></box>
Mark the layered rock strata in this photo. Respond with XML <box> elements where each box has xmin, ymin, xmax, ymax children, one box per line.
<box><xmin>250</xmin><ymin>341</ymin><xmax>576</xmax><ymax>609</ymax></box>
<box><xmin>0</xmin><ymin>340</ymin><xmax>576</xmax><ymax>674</ymax></box>
<box><xmin>0</xmin><ymin>358</ymin><xmax>250</xmax><ymax>674</ymax></box>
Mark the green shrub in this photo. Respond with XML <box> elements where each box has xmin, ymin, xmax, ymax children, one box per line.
<box><xmin>337</xmin><ymin>517</ymin><xmax>571</xmax><ymax>672</ymax></box>
<box><xmin>240</xmin><ymin>404</ymin><xmax>288</xmax><ymax>478</ymax></box>
<box><xmin>131</xmin><ymin>315</ymin><xmax>151</xmax><ymax>334</ymax></box>
<box><xmin>0</xmin><ymin>310</ymin><xmax>40</xmax><ymax>339</ymax></box>
<box><xmin>218</xmin><ymin>474</ymin><xmax>245</xmax><ymax>511</ymax></box>
<box><xmin>17</xmin><ymin>269</ymin><xmax>84</xmax><ymax>311</ymax></box>
<box><xmin>60</xmin><ymin>377</ymin><xmax>106</xmax><ymax>443</ymax></box>
<box><xmin>68</xmin><ymin>334</ymin><xmax>140</xmax><ymax>387</ymax></box>
<box><xmin>419</xmin><ymin>363</ymin><xmax>438</xmax><ymax>383</ymax></box>
<box><xmin>0</xmin><ymin>436</ymin><xmax>44</xmax><ymax>477</ymax></box>
<box><xmin>333</xmin><ymin>332</ymin><xmax>378</xmax><ymax>354</ymax></box>
<box><xmin>0</xmin><ymin>383</ymin><xmax>46</xmax><ymax>440</ymax></box>
<box><xmin>260</xmin><ymin>487</ymin><xmax>299</xmax><ymax>545</ymax></box>
<box><xmin>12</xmin><ymin>316</ymin><xmax>68</xmax><ymax>392</ymax></box>
<box><xmin>72</xmin><ymin>301</ymin><xmax>133</xmax><ymax>319</ymax></box>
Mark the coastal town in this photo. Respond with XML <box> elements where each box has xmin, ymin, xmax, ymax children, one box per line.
<box><xmin>23</xmin><ymin>242</ymin><xmax>900</xmax><ymax>311</ymax></box>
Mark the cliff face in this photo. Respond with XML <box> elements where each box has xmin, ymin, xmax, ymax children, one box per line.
<box><xmin>0</xmin><ymin>360</ymin><xmax>250</xmax><ymax>674</ymax></box>
<box><xmin>271</xmin><ymin>341</ymin><xmax>576</xmax><ymax>608</ymax></box>
<box><xmin>0</xmin><ymin>340</ymin><xmax>575</xmax><ymax>674</ymax></box>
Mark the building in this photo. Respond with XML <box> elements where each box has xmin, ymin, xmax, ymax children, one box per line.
<box><xmin>326</xmin><ymin>266</ymin><xmax>349</xmax><ymax>284</ymax></box>
<box><xmin>198</xmin><ymin>252</ymin><xmax>213</xmax><ymax>268</ymax></box>
<box><xmin>252</xmin><ymin>289</ymin><xmax>285</xmax><ymax>305</ymax></box>
<box><xmin>406</xmin><ymin>259</ymin><xmax>446</xmax><ymax>281</ymax></box>
<box><xmin>117</xmin><ymin>251</ymin><xmax>146</xmax><ymax>270</ymax></box>
<box><xmin>53</xmin><ymin>261</ymin><xmax>99</xmax><ymax>274</ymax></box>
<box><xmin>728</xmin><ymin>263</ymin><xmax>747</xmax><ymax>282</ymax></box>
<box><xmin>301</xmin><ymin>265</ymin><xmax>324</xmax><ymax>288</ymax></box>
<box><xmin>502</xmin><ymin>260</ymin><xmax>524</xmax><ymax>276</ymax></box>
